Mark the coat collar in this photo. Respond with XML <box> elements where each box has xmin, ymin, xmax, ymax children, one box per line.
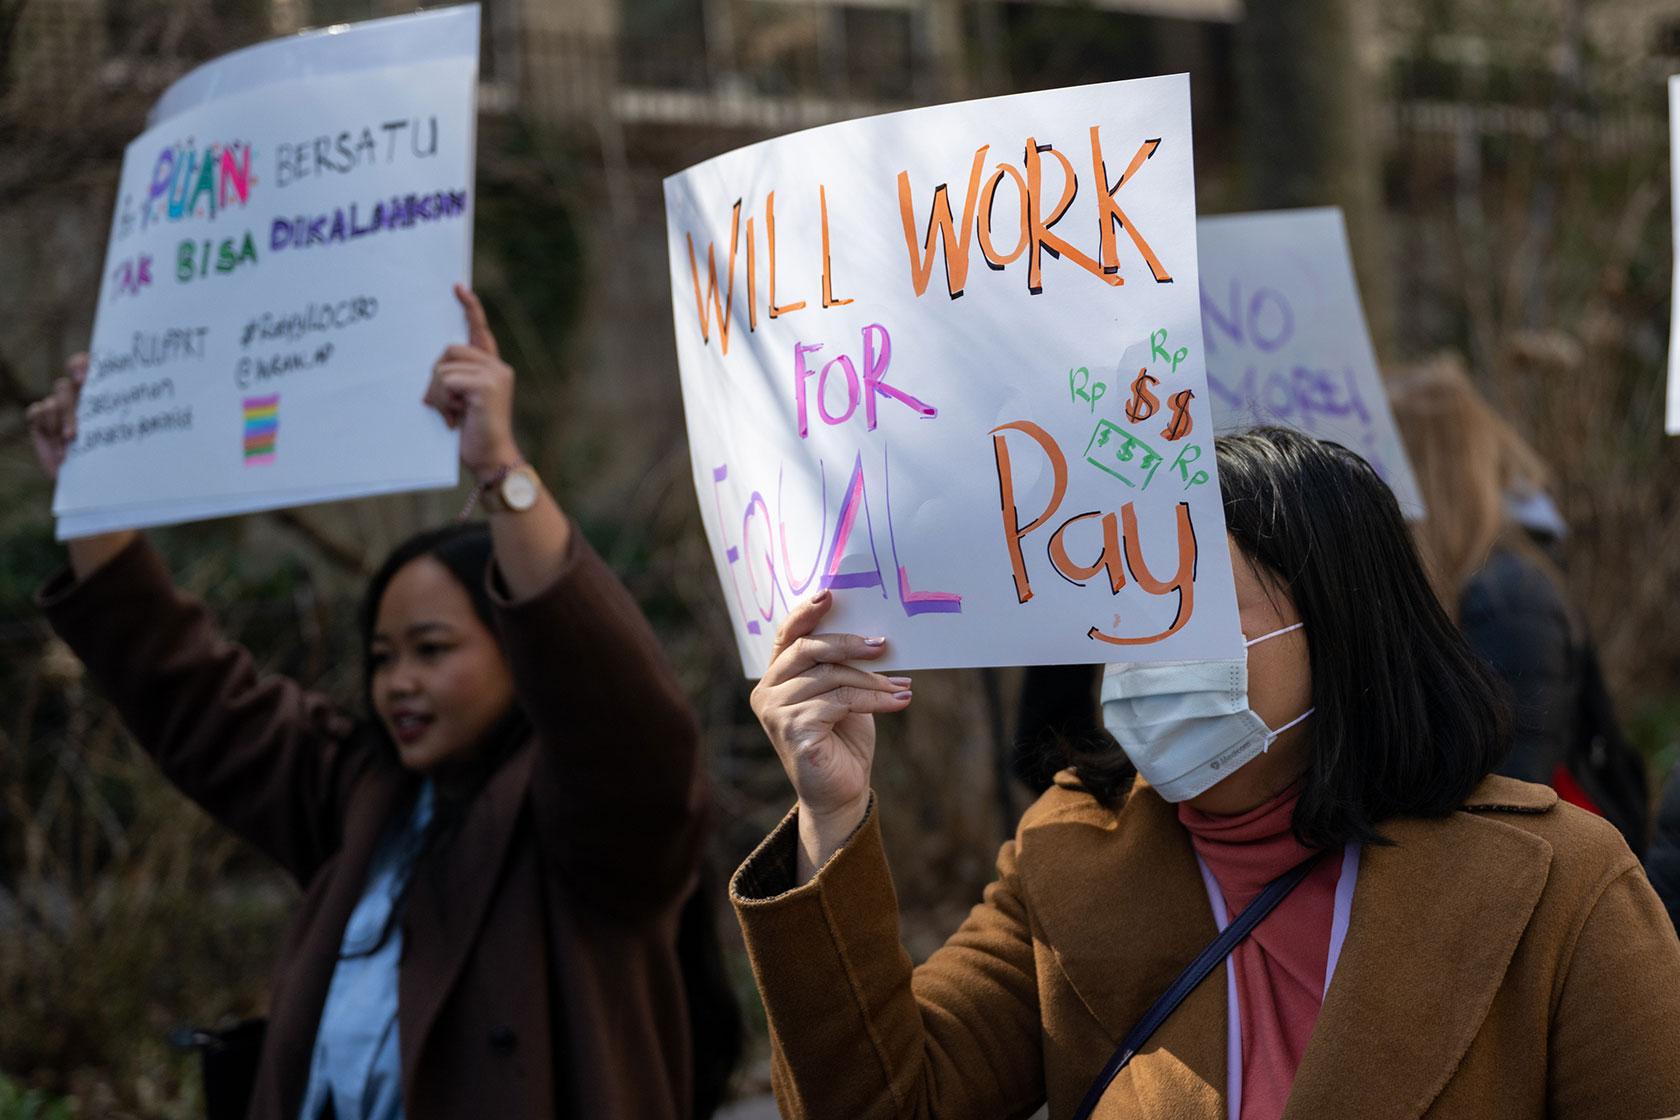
<box><xmin>398</xmin><ymin>738</ymin><xmax>536</xmax><ymax>1087</ymax></box>
<box><xmin>1282</xmin><ymin>780</ymin><xmax>1553</xmax><ymax>1120</ymax></box>
<box><xmin>273</xmin><ymin>764</ymin><xmax>416</xmax><ymax>1120</ymax></box>
<box><xmin>1019</xmin><ymin>773</ymin><xmax>1556</xmax><ymax>1120</ymax></box>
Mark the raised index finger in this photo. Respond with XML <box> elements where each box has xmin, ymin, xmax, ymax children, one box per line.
<box><xmin>454</xmin><ymin>283</ymin><xmax>498</xmax><ymax>358</ymax></box>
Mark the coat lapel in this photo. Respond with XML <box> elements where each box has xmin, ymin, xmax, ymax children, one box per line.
<box><xmin>1017</xmin><ymin>780</ymin><xmax>1227</xmax><ymax>1119</ymax></box>
<box><xmin>269</xmin><ymin>764</ymin><xmax>415</xmax><ymax>1120</ymax></box>
<box><xmin>1281</xmin><ymin>802</ymin><xmax>1552</xmax><ymax>1120</ymax></box>
<box><xmin>398</xmin><ymin>739</ymin><xmax>536</xmax><ymax>1085</ymax></box>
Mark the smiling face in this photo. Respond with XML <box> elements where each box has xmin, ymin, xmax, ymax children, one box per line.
<box><xmin>368</xmin><ymin>556</ymin><xmax>516</xmax><ymax>780</ymax></box>
<box><xmin>1182</xmin><ymin>535</ymin><xmax>1316</xmax><ymax>815</ymax></box>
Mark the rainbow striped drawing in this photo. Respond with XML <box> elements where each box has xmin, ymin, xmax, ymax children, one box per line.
<box><xmin>242</xmin><ymin>393</ymin><xmax>278</xmax><ymax>465</ymax></box>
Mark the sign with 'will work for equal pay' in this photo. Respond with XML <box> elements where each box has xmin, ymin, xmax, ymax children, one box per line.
<box><xmin>52</xmin><ymin>6</ymin><xmax>479</xmax><ymax>539</ymax></box>
<box><xmin>665</xmin><ymin>75</ymin><xmax>1243</xmax><ymax>676</ymax></box>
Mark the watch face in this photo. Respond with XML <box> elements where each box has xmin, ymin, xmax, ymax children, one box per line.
<box><xmin>501</xmin><ymin>467</ymin><xmax>539</xmax><ymax>511</ymax></box>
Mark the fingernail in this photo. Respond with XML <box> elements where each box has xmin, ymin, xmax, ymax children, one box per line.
<box><xmin>863</xmin><ymin>636</ymin><xmax>886</xmax><ymax>647</ymax></box>
<box><xmin>887</xmin><ymin>677</ymin><xmax>912</xmax><ymax>687</ymax></box>
<box><xmin>892</xmin><ymin>691</ymin><xmax>912</xmax><ymax>701</ymax></box>
<box><xmin>812</xmin><ymin>589</ymin><xmax>831</xmax><ymax>603</ymax></box>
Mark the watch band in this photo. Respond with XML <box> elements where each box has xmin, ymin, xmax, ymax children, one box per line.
<box><xmin>456</xmin><ymin>463</ymin><xmax>517</xmax><ymax>522</ymax></box>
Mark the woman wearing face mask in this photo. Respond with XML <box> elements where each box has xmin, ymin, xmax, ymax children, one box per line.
<box><xmin>27</xmin><ymin>287</ymin><xmax>726</xmax><ymax>1120</ymax></box>
<box><xmin>732</xmin><ymin>426</ymin><xmax>1680</xmax><ymax>1120</ymax></box>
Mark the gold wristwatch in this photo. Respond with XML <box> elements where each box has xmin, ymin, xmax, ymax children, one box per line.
<box><xmin>460</xmin><ymin>462</ymin><xmax>541</xmax><ymax>519</ymax></box>
<box><xmin>482</xmin><ymin>463</ymin><xmax>541</xmax><ymax>513</ymax></box>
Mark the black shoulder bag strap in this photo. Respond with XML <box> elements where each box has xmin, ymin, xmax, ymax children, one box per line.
<box><xmin>1070</xmin><ymin>849</ymin><xmax>1327</xmax><ymax>1120</ymax></box>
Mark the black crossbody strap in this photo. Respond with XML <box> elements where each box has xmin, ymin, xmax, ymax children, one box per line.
<box><xmin>1069</xmin><ymin>849</ymin><xmax>1326</xmax><ymax>1120</ymax></box>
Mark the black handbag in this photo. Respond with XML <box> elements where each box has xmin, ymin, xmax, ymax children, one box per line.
<box><xmin>168</xmin><ymin>1018</ymin><xmax>266</xmax><ymax>1120</ymax></box>
<box><xmin>1071</xmin><ymin>850</ymin><xmax>1324</xmax><ymax>1120</ymax></box>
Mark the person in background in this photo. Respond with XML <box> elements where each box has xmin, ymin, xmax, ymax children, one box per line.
<box><xmin>1388</xmin><ymin>355</ymin><xmax>1649</xmax><ymax>854</ymax></box>
<box><xmin>25</xmin><ymin>287</ymin><xmax>733</xmax><ymax>1119</ymax></box>
<box><xmin>732</xmin><ymin>427</ymin><xmax>1680</xmax><ymax>1120</ymax></box>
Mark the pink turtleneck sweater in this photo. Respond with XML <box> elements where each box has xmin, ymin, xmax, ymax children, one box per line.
<box><xmin>1178</xmin><ymin>786</ymin><xmax>1357</xmax><ymax>1120</ymax></box>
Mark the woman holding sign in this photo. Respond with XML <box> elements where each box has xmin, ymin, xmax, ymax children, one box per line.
<box><xmin>733</xmin><ymin>426</ymin><xmax>1680</xmax><ymax>1120</ymax></box>
<box><xmin>28</xmin><ymin>287</ymin><xmax>727</xmax><ymax>1120</ymax></box>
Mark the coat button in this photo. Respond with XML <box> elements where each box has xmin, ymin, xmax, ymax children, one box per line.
<box><xmin>489</xmin><ymin>1025</ymin><xmax>517</xmax><ymax>1056</ymax></box>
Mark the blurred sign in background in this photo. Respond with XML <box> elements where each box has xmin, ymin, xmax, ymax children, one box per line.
<box><xmin>2</xmin><ymin>0</ymin><xmax>1679</xmax><ymax>1111</ymax></box>
<box><xmin>56</xmin><ymin>6</ymin><xmax>478</xmax><ymax>537</ymax></box>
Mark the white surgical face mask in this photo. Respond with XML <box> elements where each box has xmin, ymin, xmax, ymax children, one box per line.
<box><xmin>1099</xmin><ymin>623</ymin><xmax>1313</xmax><ymax>803</ymax></box>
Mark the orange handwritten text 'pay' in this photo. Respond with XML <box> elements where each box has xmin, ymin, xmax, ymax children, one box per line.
<box><xmin>990</xmin><ymin>419</ymin><xmax>1197</xmax><ymax>644</ymax></box>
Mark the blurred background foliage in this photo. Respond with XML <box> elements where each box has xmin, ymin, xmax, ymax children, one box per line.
<box><xmin>2</xmin><ymin>0</ymin><xmax>1679</xmax><ymax>1113</ymax></box>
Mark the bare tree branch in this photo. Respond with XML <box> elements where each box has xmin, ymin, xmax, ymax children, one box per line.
<box><xmin>268</xmin><ymin>509</ymin><xmax>371</xmax><ymax>576</ymax></box>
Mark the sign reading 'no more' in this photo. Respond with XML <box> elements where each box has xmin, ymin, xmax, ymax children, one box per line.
<box><xmin>665</xmin><ymin>76</ymin><xmax>1243</xmax><ymax>676</ymax></box>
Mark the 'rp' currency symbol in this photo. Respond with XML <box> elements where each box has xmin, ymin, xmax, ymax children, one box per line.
<box><xmin>1161</xmin><ymin>388</ymin><xmax>1195</xmax><ymax>441</ymax></box>
<box><xmin>1125</xmin><ymin>369</ymin><xmax>1159</xmax><ymax>424</ymax></box>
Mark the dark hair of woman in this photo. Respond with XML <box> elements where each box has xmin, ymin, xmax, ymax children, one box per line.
<box><xmin>1065</xmin><ymin>426</ymin><xmax>1512</xmax><ymax>850</ymax></box>
<box><xmin>342</xmin><ymin>522</ymin><xmax>530</xmax><ymax>960</ymax></box>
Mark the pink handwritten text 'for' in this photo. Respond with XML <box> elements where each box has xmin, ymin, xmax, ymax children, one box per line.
<box><xmin>793</xmin><ymin>324</ymin><xmax>936</xmax><ymax>438</ymax></box>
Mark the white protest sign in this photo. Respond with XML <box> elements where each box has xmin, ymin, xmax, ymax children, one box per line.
<box><xmin>1197</xmin><ymin>207</ymin><xmax>1424</xmax><ymax>515</ymax></box>
<box><xmin>664</xmin><ymin>75</ymin><xmax>1242</xmax><ymax>677</ymax></box>
<box><xmin>1668</xmin><ymin>77</ymin><xmax>1680</xmax><ymax>436</ymax></box>
<box><xmin>53</xmin><ymin>6</ymin><xmax>479</xmax><ymax>539</ymax></box>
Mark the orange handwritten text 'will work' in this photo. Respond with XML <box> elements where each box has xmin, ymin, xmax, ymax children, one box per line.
<box><xmin>685</xmin><ymin>187</ymin><xmax>854</xmax><ymax>353</ymax></box>
<box><xmin>898</xmin><ymin>127</ymin><xmax>1174</xmax><ymax>299</ymax></box>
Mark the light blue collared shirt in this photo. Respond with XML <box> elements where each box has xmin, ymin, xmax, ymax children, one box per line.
<box><xmin>297</xmin><ymin>782</ymin><xmax>434</xmax><ymax>1120</ymax></box>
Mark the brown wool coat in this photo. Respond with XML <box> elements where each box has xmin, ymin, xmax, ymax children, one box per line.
<box><xmin>733</xmin><ymin>771</ymin><xmax>1680</xmax><ymax>1120</ymax></box>
<box><xmin>41</xmin><ymin>528</ymin><xmax>706</xmax><ymax>1120</ymax></box>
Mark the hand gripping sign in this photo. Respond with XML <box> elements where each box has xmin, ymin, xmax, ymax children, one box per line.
<box><xmin>664</xmin><ymin>75</ymin><xmax>1243</xmax><ymax>676</ymax></box>
<box><xmin>52</xmin><ymin>6</ymin><xmax>480</xmax><ymax>539</ymax></box>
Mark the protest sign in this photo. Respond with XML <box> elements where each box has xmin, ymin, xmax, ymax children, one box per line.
<box><xmin>53</xmin><ymin>6</ymin><xmax>479</xmax><ymax>539</ymax></box>
<box><xmin>1197</xmin><ymin>207</ymin><xmax>1424</xmax><ymax>515</ymax></box>
<box><xmin>1668</xmin><ymin>77</ymin><xmax>1680</xmax><ymax>436</ymax></box>
<box><xmin>664</xmin><ymin>75</ymin><xmax>1242</xmax><ymax>677</ymax></box>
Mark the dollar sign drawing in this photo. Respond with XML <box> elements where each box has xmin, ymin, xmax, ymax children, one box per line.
<box><xmin>1125</xmin><ymin>369</ymin><xmax>1159</xmax><ymax>424</ymax></box>
<box><xmin>1161</xmin><ymin>388</ymin><xmax>1195</xmax><ymax>441</ymax></box>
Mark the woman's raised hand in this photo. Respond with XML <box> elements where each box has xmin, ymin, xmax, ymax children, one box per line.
<box><xmin>423</xmin><ymin>285</ymin><xmax>522</xmax><ymax>481</ymax></box>
<box><xmin>26</xmin><ymin>353</ymin><xmax>88</xmax><ymax>483</ymax></box>
<box><xmin>27</xmin><ymin>353</ymin><xmax>135</xmax><ymax>575</ymax></box>
<box><xmin>750</xmin><ymin>589</ymin><xmax>912</xmax><ymax>881</ymax></box>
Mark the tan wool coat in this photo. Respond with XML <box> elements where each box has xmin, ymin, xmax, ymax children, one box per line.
<box><xmin>733</xmin><ymin>771</ymin><xmax>1680</xmax><ymax>1120</ymax></box>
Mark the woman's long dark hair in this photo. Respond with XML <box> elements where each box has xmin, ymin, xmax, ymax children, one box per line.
<box><xmin>345</xmin><ymin>523</ymin><xmax>528</xmax><ymax>959</ymax></box>
<box><xmin>359</xmin><ymin>521</ymin><xmax>532</xmax><ymax>847</ymax></box>
<box><xmin>1067</xmin><ymin>426</ymin><xmax>1511</xmax><ymax>849</ymax></box>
